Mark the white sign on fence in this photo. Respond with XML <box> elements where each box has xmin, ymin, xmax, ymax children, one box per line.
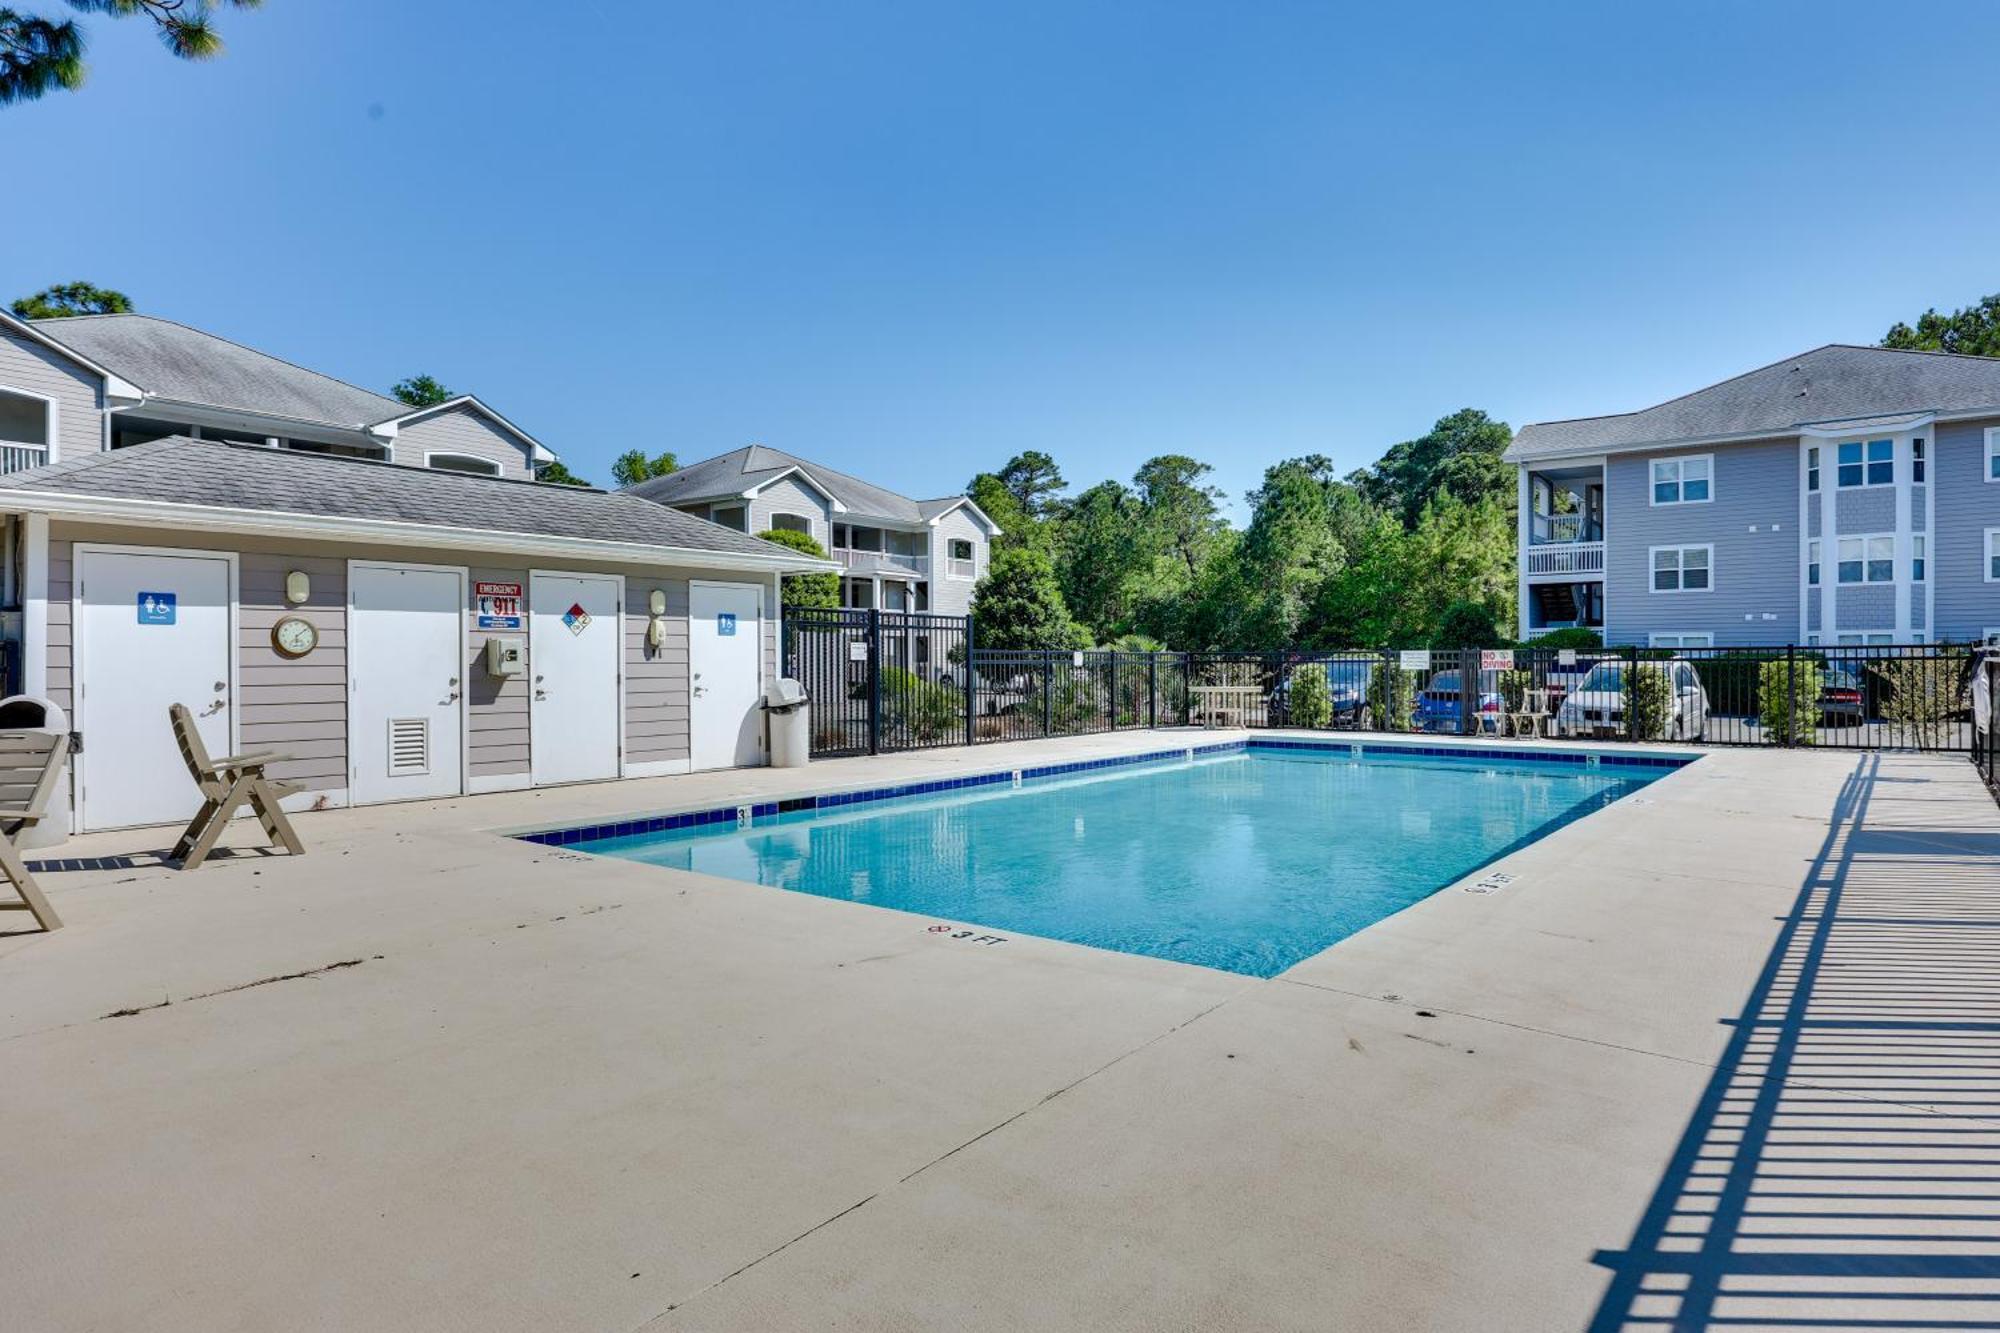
<box><xmin>1481</xmin><ymin>649</ymin><xmax>1516</xmax><ymax>670</ymax></box>
<box><xmin>849</xmin><ymin>640</ymin><xmax>869</xmax><ymax>662</ymax></box>
<box><xmin>1398</xmin><ymin>650</ymin><xmax>1431</xmax><ymax>671</ymax></box>
<box><xmin>1558</xmin><ymin>649</ymin><xmax>1578</xmax><ymax>666</ymax></box>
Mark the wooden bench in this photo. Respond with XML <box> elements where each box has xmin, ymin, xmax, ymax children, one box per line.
<box><xmin>168</xmin><ymin>703</ymin><xmax>306</xmax><ymax>870</ymax></box>
<box><xmin>0</xmin><ymin>732</ymin><xmax>71</xmax><ymax>932</ymax></box>
<box><xmin>1191</xmin><ymin>684</ymin><xmax>1263</xmax><ymax>728</ymax></box>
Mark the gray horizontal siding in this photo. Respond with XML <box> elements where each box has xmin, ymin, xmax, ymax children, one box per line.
<box><xmin>625</xmin><ymin>578</ymin><xmax>689</xmax><ymax>765</ymax></box>
<box><xmin>467</xmin><ymin>565</ymin><xmax>531</xmax><ymax>777</ymax></box>
<box><xmin>392</xmin><ymin>405</ymin><xmax>534</xmax><ymax>479</ymax></box>
<box><xmin>1605</xmin><ymin>437</ymin><xmax>1801</xmax><ymax>646</ymax></box>
<box><xmin>1931</xmin><ymin>417</ymin><xmax>2000</xmax><ymax>639</ymax></box>
<box><xmin>0</xmin><ymin>328</ymin><xmax>103</xmax><ymax>462</ymax></box>
<box><xmin>748</xmin><ymin>476</ymin><xmax>831</xmax><ymax>548</ymax></box>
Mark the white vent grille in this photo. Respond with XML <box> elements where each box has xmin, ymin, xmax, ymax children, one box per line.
<box><xmin>387</xmin><ymin>717</ymin><xmax>430</xmax><ymax>776</ymax></box>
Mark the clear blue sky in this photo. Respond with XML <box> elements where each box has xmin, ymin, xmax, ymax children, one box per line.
<box><xmin>10</xmin><ymin>1</ymin><xmax>2000</xmax><ymax>521</ymax></box>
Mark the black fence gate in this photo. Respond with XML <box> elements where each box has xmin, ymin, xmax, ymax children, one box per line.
<box><xmin>782</xmin><ymin>607</ymin><xmax>973</xmax><ymax>757</ymax></box>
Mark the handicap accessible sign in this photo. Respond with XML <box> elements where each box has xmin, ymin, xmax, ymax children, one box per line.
<box><xmin>717</xmin><ymin>612</ymin><xmax>737</xmax><ymax>636</ymax></box>
<box><xmin>137</xmin><ymin>591</ymin><xmax>176</xmax><ymax>625</ymax></box>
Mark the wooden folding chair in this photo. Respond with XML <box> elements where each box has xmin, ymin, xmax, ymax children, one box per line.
<box><xmin>0</xmin><ymin>731</ymin><xmax>71</xmax><ymax>932</ymax></box>
<box><xmin>168</xmin><ymin>703</ymin><xmax>306</xmax><ymax>870</ymax></box>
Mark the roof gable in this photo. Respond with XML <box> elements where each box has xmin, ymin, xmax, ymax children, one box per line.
<box><xmin>1508</xmin><ymin>344</ymin><xmax>2000</xmax><ymax>461</ymax></box>
<box><xmin>625</xmin><ymin>443</ymin><xmax>967</xmax><ymax>525</ymax></box>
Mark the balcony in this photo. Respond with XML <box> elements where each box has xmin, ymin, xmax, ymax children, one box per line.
<box><xmin>1525</xmin><ymin>541</ymin><xmax>1605</xmax><ymax>577</ymax></box>
<box><xmin>0</xmin><ymin>441</ymin><xmax>48</xmax><ymax>475</ymax></box>
<box><xmin>836</xmin><ymin>547</ymin><xmax>928</xmax><ymax>577</ymax></box>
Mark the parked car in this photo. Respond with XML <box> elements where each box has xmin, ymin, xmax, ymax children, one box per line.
<box><xmin>1818</xmin><ymin>666</ymin><xmax>1866</xmax><ymax>723</ymax></box>
<box><xmin>1413</xmin><ymin>669</ymin><xmax>1503</xmax><ymax>733</ymax></box>
<box><xmin>1268</xmin><ymin>659</ymin><xmax>1373</xmax><ymax>727</ymax></box>
<box><xmin>1553</xmin><ymin>658</ymin><xmax>1710</xmax><ymax>740</ymax></box>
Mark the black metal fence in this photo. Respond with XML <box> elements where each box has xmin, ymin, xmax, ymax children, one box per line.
<box><xmin>1976</xmin><ymin>651</ymin><xmax>2000</xmax><ymax>803</ymax></box>
<box><xmin>784</xmin><ymin>610</ymin><xmax>1988</xmax><ymax>764</ymax></box>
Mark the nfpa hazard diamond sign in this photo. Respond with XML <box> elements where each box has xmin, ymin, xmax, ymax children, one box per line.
<box><xmin>562</xmin><ymin>603</ymin><xmax>591</xmax><ymax>635</ymax></box>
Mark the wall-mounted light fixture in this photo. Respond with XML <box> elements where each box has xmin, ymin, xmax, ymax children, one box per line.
<box><xmin>285</xmin><ymin>570</ymin><xmax>310</xmax><ymax>605</ymax></box>
<box><xmin>647</xmin><ymin>587</ymin><xmax>667</xmax><ymax>649</ymax></box>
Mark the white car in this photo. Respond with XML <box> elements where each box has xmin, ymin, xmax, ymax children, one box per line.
<box><xmin>1554</xmin><ymin>657</ymin><xmax>1709</xmax><ymax>741</ymax></box>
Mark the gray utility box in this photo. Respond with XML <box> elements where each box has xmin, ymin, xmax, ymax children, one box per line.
<box><xmin>0</xmin><ymin>695</ymin><xmax>70</xmax><ymax>848</ymax></box>
<box><xmin>764</xmin><ymin>678</ymin><xmax>809</xmax><ymax>768</ymax></box>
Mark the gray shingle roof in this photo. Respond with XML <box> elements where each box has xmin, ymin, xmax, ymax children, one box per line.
<box><xmin>626</xmin><ymin>444</ymin><xmax>967</xmax><ymax>524</ymax></box>
<box><xmin>1506</xmin><ymin>344</ymin><xmax>2000</xmax><ymax>462</ymax></box>
<box><xmin>30</xmin><ymin>314</ymin><xmax>413</xmax><ymax>429</ymax></box>
<box><xmin>0</xmin><ymin>437</ymin><xmax>816</xmax><ymax>563</ymax></box>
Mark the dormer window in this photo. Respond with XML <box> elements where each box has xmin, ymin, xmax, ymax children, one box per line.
<box><xmin>425</xmin><ymin>452</ymin><xmax>501</xmax><ymax>477</ymax></box>
<box><xmin>0</xmin><ymin>385</ymin><xmax>52</xmax><ymax>471</ymax></box>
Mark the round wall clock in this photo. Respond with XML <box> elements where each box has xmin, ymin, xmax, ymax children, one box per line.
<box><xmin>272</xmin><ymin>615</ymin><xmax>319</xmax><ymax>659</ymax></box>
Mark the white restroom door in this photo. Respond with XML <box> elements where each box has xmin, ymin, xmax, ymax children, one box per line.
<box><xmin>348</xmin><ymin>563</ymin><xmax>466</xmax><ymax>804</ymax></box>
<box><xmin>689</xmin><ymin>580</ymin><xmax>764</xmax><ymax>770</ymax></box>
<box><xmin>529</xmin><ymin>571</ymin><xmax>622</xmax><ymax>785</ymax></box>
<box><xmin>74</xmin><ymin>546</ymin><xmax>236</xmax><ymax>831</ymax></box>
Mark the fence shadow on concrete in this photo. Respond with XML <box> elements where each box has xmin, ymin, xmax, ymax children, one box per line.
<box><xmin>1587</xmin><ymin>754</ymin><xmax>2000</xmax><ymax>1330</ymax></box>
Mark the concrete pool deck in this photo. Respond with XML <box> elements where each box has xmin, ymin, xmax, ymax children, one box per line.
<box><xmin>1</xmin><ymin>731</ymin><xmax>1994</xmax><ymax>1330</ymax></box>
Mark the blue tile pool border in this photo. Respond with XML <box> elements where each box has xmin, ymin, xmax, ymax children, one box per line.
<box><xmin>511</xmin><ymin>737</ymin><xmax>1697</xmax><ymax>849</ymax></box>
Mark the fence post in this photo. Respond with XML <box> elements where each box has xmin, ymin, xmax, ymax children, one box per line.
<box><xmin>1785</xmin><ymin>644</ymin><xmax>1798</xmax><ymax>749</ymax></box>
<box><xmin>866</xmin><ymin>607</ymin><xmax>882</xmax><ymax>756</ymax></box>
<box><xmin>963</xmin><ymin>615</ymin><xmax>976</xmax><ymax>749</ymax></box>
<box><xmin>1460</xmin><ymin>647</ymin><xmax>1477</xmax><ymax>736</ymax></box>
<box><xmin>1624</xmin><ymin>644</ymin><xmax>1639</xmax><ymax>742</ymax></box>
<box><xmin>1148</xmin><ymin>653</ymin><xmax>1158</xmax><ymax>729</ymax></box>
<box><xmin>1043</xmin><ymin>651</ymin><xmax>1054</xmax><ymax>738</ymax></box>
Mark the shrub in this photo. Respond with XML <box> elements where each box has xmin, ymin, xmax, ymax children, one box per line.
<box><xmin>1531</xmin><ymin>627</ymin><xmax>1602</xmax><ymax>650</ymax></box>
<box><xmin>1432</xmin><ymin>600</ymin><xmax>1505</xmax><ymax>650</ymax></box>
<box><xmin>1287</xmin><ymin>663</ymin><xmax>1333</xmax><ymax>729</ymax></box>
<box><xmin>1497</xmin><ymin>668</ymin><xmax>1534</xmax><ymax>713</ymax></box>
<box><xmin>1622</xmin><ymin>662</ymin><xmax>1674</xmax><ymax>741</ymax></box>
<box><xmin>1369</xmin><ymin>662</ymin><xmax>1415</xmax><ymax>731</ymax></box>
<box><xmin>1869</xmin><ymin>652</ymin><xmax>1970</xmax><ymax>741</ymax></box>
<box><xmin>1757</xmin><ymin>658</ymin><xmax>1815</xmax><ymax>746</ymax></box>
<box><xmin>880</xmin><ymin>667</ymin><xmax>960</xmax><ymax>742</ymax></box>
<box><xmin>758</xmin><ymin>528</ymin><xmax>839</xmax><ymax>609</ymax></box>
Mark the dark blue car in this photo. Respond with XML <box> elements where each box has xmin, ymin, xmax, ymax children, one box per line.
<box><xmin>1413</xmin><ymin>669</ymin><xmax>1503</xmax><ymax>733</ymax></box>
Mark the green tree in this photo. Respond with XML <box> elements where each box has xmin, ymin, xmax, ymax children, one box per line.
<box><xmin>390</xmin><ymin>373</ymin><xmax>453</xmax><ymax>408</ymax></box>
<box><xmin>612</xmin><ymin>449</ymin><xmax>679</xmax><ymax>487</ymax></box>
<box><xmin>1882</xmin><ymin>293</ymin><xmax>2000</xmax><ymax>358</ymax></box>
<box><xmin>1431</xmin><ymin>599</ymin><xmax>1504</xmax><ymax>650</ymax></box>
<box><xmin>1353</xmin><ymin>408</ymin><xmax>1514</xmax><ymax>529</ymax></box>
<box><xmin>966</xmin><ymin>471</ymin><xmax>1040</xmax><ymax>554</ymax></box>
<box><xmin>969</xmin><ymin>545</ymin><xmax>1089</xmax><ymax>650</ymax></box>
<box><xmin>1235</xmin><ymin>457</ymin><xmax>1352</xmax><ymax>648</ymax></box>
<box><xmin>757</xmin><ymin>528</ymin><xmax>839</xmax><ymax>609</ymax></box>
<box><xmin>535</xmin><ymin>460</ymin><xmax>591</xmax><ymax>487</ymax></box>
<box><xmin>1132</xmin><ymin>454</ymin><xmax>1225</xmax><ymax>581</ymax></box>
<box><xmin>993</xmin><ymin>450</ymin><xmax>1067</xmax><ymax>520</ymax></box>
<box><xmin>1056</xmin><ymin>480</ymin><xmax>1139</xmax><ymax>642</ymax></box>
<box><xmin>10</xmin><ymin>280</ymin><xmax>131</xmax><ymax>318</ymax></box>
<box><xmin>2</xmin><ymin>1</ymin><xmax>264</xmax><ymax>106</ymax></box>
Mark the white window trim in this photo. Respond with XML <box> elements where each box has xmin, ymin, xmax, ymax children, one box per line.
<box><xmin>422</xmin><ymin>450</ymin><xmax>502</xmax><ymax>477</ymax></box>
<box><xmin>1832</xmin><ymin>630</ymin><xmax>1897</xmax><ymax>647</ymax></box>
<box><xmin>1835</xmin><ymin>532</ymin><xmax>1896</xmax><ymax>586</ymax></box>
<box><xmin>1648</xmin><ymin>453</ymin><xmax>1713</xmax><ymax>507</ymax></box>
<box><xmin>1988</xmin><ymin>528</ymin><xmax>2000</xmax><ymax>583</ymax></box>
<box><xmin>945</xmin><ymin>537</ymin><xmax>978</xmax><ymax>581</ymax></box>
<box><xmin>1986</xmin><ymin>428</ymin><xmax>2000</xmax><ymax>484</ymax></box>
<box><xmin>1647</xmin><ymin>631</ymin><xmax>1713</xmax><ymax>648</ymax></box>
<box><xmin>1912</xmin><ymin>532</ymin><xmax>1927</xmax><ymax>583</ymax></box>
<box><xmin>767</xmin><ymin>511</ymin><xmax>816</xmax><ymax>539</ymax></box>
<box><xmin>1648</xmin><ymin>543</ymin><xmax>1714</xmax><ymax>595</ymax></box>
<box><xmin>0</xmin><ymin>381</ymin><xmax>58</xmax><ymax>464</ymax></box>
<box><xmin>1835</xmin><ymin>438</ymin><xmax>1895</xmax><ymax>490</ymax></box>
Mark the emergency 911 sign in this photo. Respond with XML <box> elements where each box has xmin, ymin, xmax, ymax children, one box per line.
<box><xmin>475</xmin><ymin>582</ymin><xmax>523</xmax><ymax>630</ymax></box>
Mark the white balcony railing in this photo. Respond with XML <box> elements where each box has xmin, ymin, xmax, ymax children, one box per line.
<box><xmin>836</xmin><ymin>547</ymin><xmax>928</xmax><ymax>576</ymax></box>
<box><xmin>0</xmin><ymin>442</ymin><xmax>49</xmax><ymax>475</ymax></box>
<box><xmin>1525</xmin><ymin>541</ymin><xmax>1605</xmax><ymax>577</ymax></box>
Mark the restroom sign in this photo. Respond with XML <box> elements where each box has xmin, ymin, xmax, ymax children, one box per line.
<box><xmin>562</xmin><ymin>603</ymin><xmax>591</xmax><ymax>635</ymax></box>
<box><xmin>137</xmin><ymin>591</ymin><xmax>176</xmax><ymax>625</ymax></box>
<box><xmin>475</xmin><ymin>581</ymin><xmax>523</xmax><ymax>630</ymax></box>
<box><xmin>717</xmin><ymin>612</ymin><xmax>737</xmax><ymax>636</ymax></box>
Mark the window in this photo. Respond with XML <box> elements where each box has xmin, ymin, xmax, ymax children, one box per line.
<box><xmin>1806</xmin><ymin>446</ymin><xmax>1820</xmax><ymax>492</ymax></box>
<box><xmin>1837</xmin><ymin>438</ymin><xmax>1892</xmax><ymax>488</ymax></box>
<box><xmin>1836</xmin><ymin>632</ymin><xmax>1896</xmax><ymax>646</ymax></box>
<box><xmin>1836</xmin><ymin>534</ymin><xmax>1894</xmax><ymax>584</ymax></box>
<box><xmin>1807</xmin><ymin>539</ymin><xmax>1820</xmax><ymax>586</ymax></box>
<box><xmin>769</xmin><ymin>512</ymin><xmax>812</xmax><ymax>535</ymax></box>
<box><xmin>1989</xmin><ymin>529</ymin><xmax>2000</xmax><ymax>582</ymax></box>
<box><xmin>1912</xmin><ymin>438</ymin><xmax>1926</xmax><ymax>484</ymax></box>
<box><xmin>1650</xmin><ymin>455</ymin><xmax>1711</xmax><ymax>505</ymax></box>
<box><xmin>710</xmin><ymin>504</ymin><xmax>747</xmax><ymax>532</ymax></box>
<box><xmin>1650</xmin><ymin>544</ymin><xmax>1711</xmax><ymax>593</ymax></box>
<box><xmin>1912</xmin><ymin>534</ymin><xmax>1926</xmax><ymax>583</ymax></box>
<box><xmin>1648</xmin><ymin>632</ymin><xmax>1713</xmax><ymax>649</ymax></box>
<box><xmin>1987</xmin><ymin>428</ymin><xmax>2000</xmax><ymax>482</ymax></box>
<box><xmin>425</xmin><ymin>452</ymin><xmax>501</xmax><ymax>476</ymax></box>
<box><xmin>0</xmin><ymin>386</ymin><xmax>52</xmax><ymax>468</ymax></box>
<box><xmin>947</xmin><ymin>537</ymin><xmax>977</xmax><ymax>580</ymax></box>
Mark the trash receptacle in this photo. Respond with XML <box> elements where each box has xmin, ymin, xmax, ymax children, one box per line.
<box><xmin>0</xmin><ymin>695</ymin><xmax>71</xmax><ymax>848</ymax></box>
<box><xmin>764</xmin><ymin>678</ymin><xmax>809</xmax><ymax>768</ymax></box>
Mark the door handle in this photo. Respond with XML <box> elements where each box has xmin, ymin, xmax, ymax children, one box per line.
<box><xmin>200</xmin><ymin>699</ymin><xmax>225</xmax><ymax>717</ymax></box>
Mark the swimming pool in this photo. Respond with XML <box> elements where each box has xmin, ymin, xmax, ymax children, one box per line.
<box><xmin>526</xmin><ymin>740</ymin><xmax>1688</xmax><ymax>977</ymax></box>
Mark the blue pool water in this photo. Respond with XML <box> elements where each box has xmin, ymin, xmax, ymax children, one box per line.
<box><xmin>572</xmin><ymin>746</ymin><xmax>1665</xmax><ymax>977</ymax></box>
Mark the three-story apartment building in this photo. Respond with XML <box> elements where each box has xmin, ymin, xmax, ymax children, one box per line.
<box><xmin>627</xmin><ymin>444</ymin><xmax>1000</xmax><ymax>620</ymax></box>
<box><xmin>1508</xmin><ymin>344</ymin><xmax>2000</xmax><ymax>647</ymax></box>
